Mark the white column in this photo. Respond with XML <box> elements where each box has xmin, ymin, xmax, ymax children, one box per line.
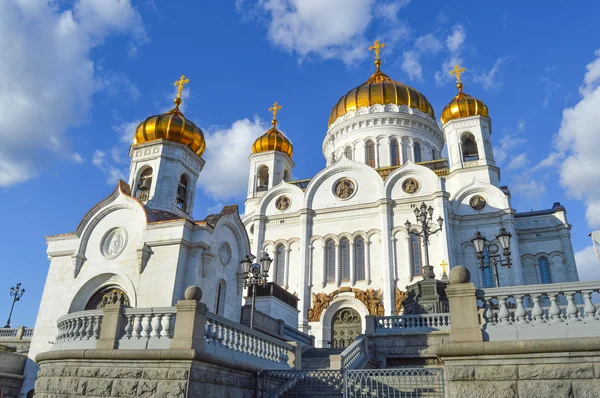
<box><xmin>408</xmin><ymin>138</ymin><xmax>414</xmax><ymax>162</ymax></box>
<box><xmin>252</xmin><ymin>216</ymin><xmax>266</xmax><ymax>259</ymax></box>
<box><xmin>350</xmin><ymin>242</ymin><xmax>356</xmax><ymax>285</ymax></box>
<box><xmin>399</xmin><ymin>235</ymin><xmax>412</xmax><ymax>286</ymax></box>
<box><xmin>366</xmin><ymin>240</ymin><xmax>372</xmax><ymax>285</ymax></box>
<box><xmin>284</xmin><ymin>248</ymin><xmax>291</xmax><ymax>290</ymax></box>
<box><xmin>375</xmin><ymin>140</ymin><xmax>381</xmax><ymax>168</ymax></box>
<box><xmin>335</xmin><ymin>243</ymin><xmax>341</xmax><ymax>287</ymax></box>
<box><xmin>298</xmin><ymin>211</ymin><xmax>311</xmax><ymax>330</ymax></box>
<box><xmin>391</xmin><ymin>237</ymin><xmax>398</xmax><ymax>282</ymax></box>
<box><xmin>379</xmin><ymin>202</ymin><xmax>394</xmax><ymax>315</ymax></box>
<box><xmin>322</xmin><ymin>244</ymin><xmax>327</xmax><ymax>288</ymax></box>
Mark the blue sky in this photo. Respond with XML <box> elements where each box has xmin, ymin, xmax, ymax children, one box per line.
<box><xmin>2</xmin><ymin>0</ymin><xmax>600</xmax><ymax>327</ymax></box>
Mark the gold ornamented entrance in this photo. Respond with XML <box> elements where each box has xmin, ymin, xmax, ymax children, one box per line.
<box><xmin>331</xmin><ymin>308</ymin><xmax>361</xmax><ymax>348</ymax></box>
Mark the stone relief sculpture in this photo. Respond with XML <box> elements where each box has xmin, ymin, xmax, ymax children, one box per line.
<box><xmin>469</xmin><ymin>195</ymin><xmax>487</xmax><ymax>210</ymax></box>
<box><xmin>335</xmin><ymin>179</ymin><xmax>355</xmax><ymax>199</ymax></box>
<box><xmin>307</xmin><ymin>287</ymin><xmax>385</xmax><ymax>322</ymax></box>
<box><xmin>102</xmin><ymin>228</ymin><xmax>127</xmax><ymax>259</ymax></box>
<box><xmin>402</xmin><ymin>178</ymin><xmax>420</xmax><ymax>194</ymax></box>
<box><xmin>395</xmin><ymin>287</ymin><xmax>407</xmax><ymax>315</ymax></box>
<box><xmin>276</xmin><ymin>196</ymin><xmax>291</xmax><ymax>210</ymax></box>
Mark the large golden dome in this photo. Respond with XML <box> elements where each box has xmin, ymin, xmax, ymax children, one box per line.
<box><xmin>134</xmin><ymin>75</ymin><xmax>206</xmax><ymax>157</ymax></box>
<box><xmin>328</xmin><ymin>60</ymin><xmax>435</xmax><ymax>127</ymax></box>
<box><xmin>251</xmin><ymin>102</ymin><xmax>293</xmax><ymax>158</ymax></box>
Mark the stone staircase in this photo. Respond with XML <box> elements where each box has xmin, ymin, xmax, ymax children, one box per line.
<box><xmin>301</xmin><ymin>348</ymin><xmax>344</xmax><ymax>370</ymax></box>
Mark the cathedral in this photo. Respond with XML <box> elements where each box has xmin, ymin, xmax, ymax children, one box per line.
<box><xmin>25</xmin><ymin>42</ymin><xmax>580</xmax><ymax>391</ymax></box>
<box><xmin>242</xmin><ymin>43</ymin><xmax>578</xmax><ymax>346</ymax></box>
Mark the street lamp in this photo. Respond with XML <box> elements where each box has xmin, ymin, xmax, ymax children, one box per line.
<box><xmin>4</xmin><ymin>283</ymin><xmax>25</xmax><ymax>328</ymax></box>
<box><xmin>471</xmin><ymin>227</ymin><xmax>512</xmax><ymax>287</ymax></box>
<box><xmin>241</xmin><ymin>252</ymin><xmax>273</xmax><ymax>329</ymax></box>
<box><xmin>405</xmin><ymin>202</ymin><xmax>444</xmax><ymax>279</ymax></box>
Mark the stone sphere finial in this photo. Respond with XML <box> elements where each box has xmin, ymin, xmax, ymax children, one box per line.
<box><xmin>184</xmin><ymin>286</ymin><xmax>203</xmax><ymax>301</ymax></box>
<box><xmin>449</xmin><ymin>266</ymin><xmax>471</xmax><ymax>284</ymax></box>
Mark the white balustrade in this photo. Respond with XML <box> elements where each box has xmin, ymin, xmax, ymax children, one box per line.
<box><xmin>0</xmin><ymin>328</ymin><xmax>19</xmax><ymax>339</ymax></box>
<box><xmin>205</xmin><ymin>312</ymin><xmax>293</xmax><ymax>369</ymax></box>
<box><xmin>477</xmin><ymin>281</ymin><xmax>600</xmax><ymax>341</ymax></box>
<box><xmin>340</xmin><ymin>337</ymin><xmax>367</xmax><ymax>369</ymax></box>
<box><xmin>372</xmin><ymin>314</ymin><xmax>451</xmax><ymax>335</ymax></box>
<box><xmin>119</xmin><ymin>307</ymin><xmax>176</xmax><ymax>349</ymax></box>
<box><xmin>53</xmin><ymin>310</ymin><xmax>103</xmax><ymax>350</ymax></box>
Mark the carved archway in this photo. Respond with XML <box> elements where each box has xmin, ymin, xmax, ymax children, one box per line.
<box><xmin>331</xmin><ymin>308</ymin><xmax>361</xmax><ymax>348</ymax></box>
<box><xmin>85</xmin><ymin>286</ymin><xmax>130</xmax><ymax>310</ymax></box>
<box><xmin>307</xmin><ymin>287</ymin><xmax>384</xmax><ymax>322</ymax></box>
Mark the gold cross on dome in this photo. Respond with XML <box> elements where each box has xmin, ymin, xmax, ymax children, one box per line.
<box><xmin>449</xmin><ymin>64</ymin><xmax>466</xmax><ymax>84</ymax></box>
<box><xmin>440</xmin><ymin>260</ymin><xmax>449</xmax><ymax>274</ymax></box>
<box><xmin>269</xmin><ymin>102</ymin><xmax>282</xmax><ymax>121</ymax></box>
<box><xmin>368</xmin><ymin>40</ymin><xmax>386</xmax><ymax>61</ymax></box>
<box><xmin>174</xmin><ymin>75</ymin><xmax>190</xmax><ymax>100</ymax></box>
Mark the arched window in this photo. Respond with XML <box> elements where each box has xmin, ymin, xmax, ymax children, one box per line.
<box><xmin>538</xmin><ymin>256</ymin><xmax>552</xmax><ymax>284</ymax></box>
<box><xmin>365</xmin><ymin>141</ymin><xmax>375</xmax><ymax>167</ymax></box>
<box><xmin>410</xmin><ymin>234</ymin><xmax>423</xmax><ymax>276</ymax></box>
<box><xmin>481</xmin><ymin>246</ymin><xmax>495</xmax><ymax>288</ymax></box>
<box><xmin>257</xmin><ymin>166</ymin><xmax>269</xmax><ymax>191</ymax></box>
<box><xmin>432</xmin><ymin>148</ymin><xmax>437</xmax><ymax>160</ymax></box>
<box><xmin>461</xmin><ymin>133</ymin><xmax>479</xmax><ymax>162</ymax></box>
<box><xmin>390</xmin><ymin>139</ymin><xmax>400</xmax><ymax>166</ymax></box>
<box><xmin>344</xmin><ymin>146</ymin><xmax>353</xmax><ymax>160</ymax></box>
<box><xmin>136</xmin><ymin>167</ymin><xmax>153</xmax><ymax>202</ymax></box>
<box><xmin>325</xmin><ymin>239</ymin><xmax>335</xmax><ymax>283</ymax></box>
<box><xmin>215</xmin><ymin>280</ymin><xmax>226</xmax><ymax>316</ymax></box>
<box><xmin>176</xmin><ymin>174</ymin><xmax>188</xmax><ymax>211</ymax></box>
<box><xmin>340</xmin><ymin>238</ymin><xmax>350</xmax><ymax>282</ymax></box>
<box><xmin>283</xmin><ymin>170</ymin><xmax>290</xmax><ymax>182</ymax></box>
<box><xmin>354</xmin><ymin>237</ymin><xmax>365</xmax><ymax>281</ymax></box>
<box><xmin>85</xmin><ymin>286</ymin><xmax>130</xmax><ymax>310</ymax></box>
<box><xmin>275</xmin><ymin>244</ymin><xmax>285</xmax><ymax>286</ymax></box>
<box><xmin>413</xmin><ymin>142</ymin><xmax>422</xmax><ymax>163</ymax></box>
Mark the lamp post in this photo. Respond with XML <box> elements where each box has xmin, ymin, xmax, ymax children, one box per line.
<box><xmin>4</xmin><ymin>283</ymin><xmax>25</xmax><ymax>328</ymax></box>
<box><xmin>240</xmin><ymin>253</ymin><xmax>272</xmax><ymax>329</ymax></box>
<box><xmin>404</xmin><ymin>202</ymin><xmax>444</xmax><ymax>279</ymax></box>
<box><xmin>471</xmin><ymin>227</ymin><xmax>512</xmax><ymax>287</ymax></box>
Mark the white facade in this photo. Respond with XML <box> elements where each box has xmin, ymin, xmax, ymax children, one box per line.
<box><xmin>24</xmin><ymin>139</ymin><xmax>251</xmax><ymax>392</ymax></box>
<box><xmin>244</xmin><ymin>105</ymin><xmax>579</xmax><ymax>347</ymax></box>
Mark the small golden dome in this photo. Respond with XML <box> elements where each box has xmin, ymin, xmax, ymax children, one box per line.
<box><xmin>251</xmin><ymin>102</ymin><xmax>293</xmax><ymax>158</ymax></box>
<box><xmin>133</xmin><ymin>75</ymin><xmax>206</xmax><ymax>157</ymax></box>
<box><xmin>440</xmin><ymin>82</ymin><xmax>489</xmax><ymax>125</ymax></box>
<box><xmin>328</xmin><ymin>60</ymin><xmax>435</xmax><ymax>127</ymax></box>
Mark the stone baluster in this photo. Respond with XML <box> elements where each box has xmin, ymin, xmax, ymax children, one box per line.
<box><xmin>204</xmin><ymin>318</ymin><xmax>213</xmax><ymax>342</ymax></box>
<box><xmin>131</xmin><ymin>315</ymin><xmax>142</xmax><ymax>338</ymax></box>
<box><xmin>548</xmin><ymin>293</ymin><xmax>563</xmax><ymax>322</ymax></box>
<box><xmin>123</xmin><ymin>315</ymin><xmax>133</xmax><ymax>338</ymax></box>
<box><xmin>93</xmin><ymin>316</ymin><xmax>102</xmax><ymax>339</ymax></box>
<box><xmin>565</xmin><ymin>292</ymin><xmax>581</xmax><ymax>322</ymax></box>
<box><xmin>582</xmin><ymin>291</ymin><xmax>598</xmax><ymax>321</ymax></box>
<box><xmin>531</xmin><ymin>294</ymin><xmax>546</xmax><ymax>323</ymax></box>
<box><xmin>497</xmin><ymin>297</ymin><xmax>511</xmax><ymax>325</ymax></box>
<box><xmin>150</xmin><ymin>314</ymin><xmax>163</xmax><ymax>337</ymax></box>
<box><xmin>161</xmin><ymin>313</ymin><xmax>172</xmax><ymax>338</ymax></box>
<box><xmin>86</xmin><ymin>316</ymin><xmax>95</xmax><ymax>339</ymax></box>
<box><xmin>141</xmin><ymin>315</ymin><xmax>152</xmax><ymax>338</ymax></box>
<box><xmin>515</xmin><ymin>294</ymin><xmax>529</xmax><ymax>324</ymax></box>
<box><xmin>67</xmin><ymin>319</ymin><xmax>77</xmax><ymax>340</ymax></box>
<box><xmin>77</xmin><ymin>317</ymin><xmax>87</xmax><ymax>339</ymax></box>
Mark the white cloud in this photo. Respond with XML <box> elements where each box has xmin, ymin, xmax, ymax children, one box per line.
<box><xmin>241</xmin><ymin>0</ymin><xmax>380</xmax><ymax>64</ymax></box>
<box><xmin>198</xmin><ymin>117</ymin><xmax>268</xmax><ymax>200</ymax></box>
<box><xmin>446</xmin><ymin>25</ymin><xmax>465</xmax><ymax>53</ymax></box>
<box><xmin>401</xmin><ymin>51</ymin><xmax>422</xmax><ymax>81</ymax></box>
<box><xmin>92</xmin><ymin>148</ymin><xmax>127</xmax><ymax>185</ymax></box>
<box><xmin>493</xmin><ymin>122</ymin><xmax>527</xmax><ymax>164</ymax></box>
<box><xmin>113</xmin><ymin>120</ymin><xmax>142</xmax><ymax>144</ymax></box>
<box><xmin>415</xmin><ymin>33</ymin><xmax>442</xmax><ymax>54</ymax></box>
<box><xmin>71</xmin><ymin>153</ymin><xmax>84</xmax><ymax>164</ymax></box>
<box><xmin>575</xmin><ymin>245</ymin><xmax>600</xmax><ymax>281</ymax></box>
<box><xmin>543</xmin><ymin>50</ymin><xmax>600</xmax><ymax>227</ymax></box>
<box><xmin>505</xmin><ymin>152</ymin><xmax>528</xmax><ymax>171</ymax></box>
<box><xmin>0</xmin><ymin>0</ymin><xmax>146</xmax><ymax>187</ymax></box>
<box><xmin>473</xmin><ymin>56</ymin><xmax>512</xmax><ymax>90</ymax></box>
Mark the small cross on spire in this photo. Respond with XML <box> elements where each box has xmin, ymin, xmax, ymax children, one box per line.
<box><xmin>269</xmin><ymin>102</ymin><xmax>282</xmax><ymax>127</ymax></box>
<box><xmin>369</xmin><ymin>40</ymin><xmax>386</xmax><ymax>71</ymax></box>
<box><xmin>440</xmin><ymin>260</ymin><xmax>449</xmax><ymax>275</ymax></box>
<box><xmin>174</xmin><ymin>75</ymin><xmax>190</xmax><ymax>100</ymax></box>
<box><xmin>449</xmin><ymin>64</ymin><xmax>466</xmax><ymax>84</ymax></box>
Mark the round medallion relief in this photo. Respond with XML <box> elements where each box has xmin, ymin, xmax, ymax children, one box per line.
<box><xmin>402</xmin><ymin>178</ymin><xmax>420</xmax><ymax>194</ymax></box>
<box><xmin>334</xmin><ymin>178</ymin><xmax>356</xmax><ymax>199</ymax></box>
<box><xmin>101</xmin><ymin>228</ymin><xmax>128</xmax><ymax>260</ymax></box>
<box><xmin>276</xmin><ymin>196</ymin><xmax>291</xmax><ymax>211</ymax></box>
<box><xmin>219</xmin><ymin>243</ymin><xmax>232</xmax><ymax>266</ymax></box>
<box><xmin>469</xmin><ymin>195</ymin><xmax>487</xmax><ymax>211</ymax></box>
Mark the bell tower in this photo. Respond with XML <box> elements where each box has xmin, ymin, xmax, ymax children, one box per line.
<box><xmin>128</xmin><ymin>75</ymin><xmax>207</xmax><ymax>218</ymax></box>
<box><xmin>245</xmin><ymin>102</ymin><xmax>294</xmax><ymax>214</ymax></box>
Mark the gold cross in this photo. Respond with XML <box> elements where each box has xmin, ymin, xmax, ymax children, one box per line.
<box><xmin>269</xmin><ymin>102</ymin><xmax>282</xmax><ymax>121</ymax></box>
<box><xmin>449</xmin><ymin>64</ymin><xmax>466</xmax><ymax>84</ymax></box>
<box><xmin>369</xmin><ymin>40</ymin><xmax>386</xmax><ymax>62</ymax></box>
<box><xmin>440</xmin><ymin>260</ymin><xmax>448</xmax><ymax>274</ymax></box>
<box><xmin>174</xmin><ymin>75</ymin><xmax>190</xmax><ymax>100</ymax></box>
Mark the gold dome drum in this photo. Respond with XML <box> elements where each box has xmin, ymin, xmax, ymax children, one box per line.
<box><xmin>251</xmin><ymin>123</ymin><xmax>293</xmax><ymax>158</ymax></box>
<box><xmin>134</xmin><ymin>107</ymin><xmax>206</xmax><ymax>157</ymax></box>
<box><xmin>328</xmin><ymin>67</ymin><xmax>435</xmax><ymax>127</ymax></box>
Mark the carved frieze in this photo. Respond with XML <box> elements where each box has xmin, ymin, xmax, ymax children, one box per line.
<box><xmin>307</xmin><ymin>287</ymin><xmax>385</xmax><ymax>322</ymax></box>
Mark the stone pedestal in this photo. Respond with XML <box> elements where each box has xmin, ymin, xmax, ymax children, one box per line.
<box><xmin>402</xmin><ymin>277</ymin><xmax>449</xmax><ymax>315</ymax></box>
